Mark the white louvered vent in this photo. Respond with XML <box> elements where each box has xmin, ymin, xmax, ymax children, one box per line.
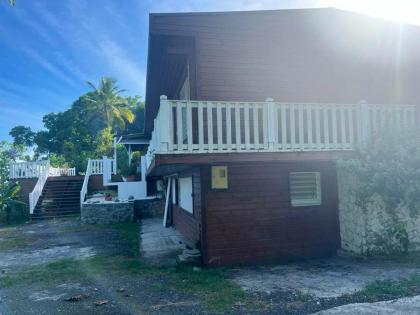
<box><xmin>290</xmin><ymin>172</ymin><xmax>322</xmax><ymax>207</ymax></box>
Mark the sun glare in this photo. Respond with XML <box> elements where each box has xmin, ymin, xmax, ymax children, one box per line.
<box><xmin>336</xmin><ymin>0</ymin><xmax>420</xmax><ymax>25</ymax></box>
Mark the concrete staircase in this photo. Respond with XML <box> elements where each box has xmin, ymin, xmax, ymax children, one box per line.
<box><xmin>32</xmin><ymin>176</ymin><xmax>84</xmax><ymax>220</ymax></box>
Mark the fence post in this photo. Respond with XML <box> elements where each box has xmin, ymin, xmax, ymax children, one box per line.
<box><xmin>266</xmin><ymin>98</ymin><xmax>276</xmax><ymax>151</ymax></box>
<box><xmin>359</xmin><ymin>100</ymin><xmax>371</xmax><ymax>144</ymax></box>
<box><xmin>140</xmin><ymin>156</ymin><xmax>146</xmax><ymax>182</ymax></box>
<box><xmin>158</xmin><ymin>95</ymin><xmax>172</xmax><ymax>152</ymax></box>
<box><xmin>113</xmin><ymin>137</ymin><xmax>117</xmax><ymax>175</ymax></box>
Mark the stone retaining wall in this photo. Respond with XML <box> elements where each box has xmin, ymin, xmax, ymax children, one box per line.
<box><xmin>81</xmin><ymin>202</ymin><xmax>134</xmax><ymax>224</ymax></box>
<box><xmin>338</xmin><ymin>167</ymin><xmax>420</xmax><ymax>254</ymax></box>
<box><xmin>134</xmin><ymin>198</ymin><xmax>165</xmax><ymax>219</ymax></box>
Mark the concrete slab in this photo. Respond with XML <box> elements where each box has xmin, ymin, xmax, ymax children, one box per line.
<box><xmin>314</xmin><ymin>295</ymin><xmax>420</xmax><ymax>314</ymax></box>
<box><xmin>233</xmin><ymin>255</ymin><xmax>420</xmax><ymax>298</ymax></box>
<box><xmin>140</xmin><ymin>218</ymin><xmax>185</xmax><ymax>265</ymax></box>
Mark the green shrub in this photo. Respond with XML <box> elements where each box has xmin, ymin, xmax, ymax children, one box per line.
<box><xmin>339</xmin><ymin>126</ymin><xmax>420</xmax><ymax>254</ymax></box>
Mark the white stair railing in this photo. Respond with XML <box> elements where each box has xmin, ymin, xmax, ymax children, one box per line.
<box><xmin>80</xmin><ymin>158</ymin><xmax>115</xmax><ymax>204</ymax></box>
<box><xmin>28</xmin><ymin>161</ymin><xmax>50</xmax><ymax>214</ymax></box>
<box><xmin>80</xmin><ymin>159</ymin><xmax>93</xmax><ymax>204</ymax></box>
<box><xmin>90</xmin><ymin>159</ymin><xmax>104</xmax><ymax>175</ymax></box>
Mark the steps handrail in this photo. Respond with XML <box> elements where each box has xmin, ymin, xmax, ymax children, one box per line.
<box><xmin>29</xmin><ymin>161</ymin><xmax>50</xmax><ymax>214</ymax></box>
<box><xmin>80</xmin><ymin>159</ymin><xmax>92</xmax><ymax>204</ymax></box>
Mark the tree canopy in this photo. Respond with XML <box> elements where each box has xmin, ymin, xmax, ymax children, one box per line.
<box><xmin>9</xmin><ymin>126</ymin><xmax>35</xmax><ymax>147</ymax></box>
<box><xmin>9</xmin><ymin>77</ymin><xmax>144</xmax><ymax>172</ymax></box>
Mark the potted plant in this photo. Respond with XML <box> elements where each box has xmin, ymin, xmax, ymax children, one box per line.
<box><xmin>121</xmin><ymin>163</ymin><xmax>137</xmax><ymax>182</ymax></box>
<box><xmin>121</xmin><ymin>152</ymin><xmax>140</xmax><ymax>182</ymax></box>
<box><xmin>104</xmin><ymin>190</ymin><xmax>116</xmax><ymax>201</ymax></box>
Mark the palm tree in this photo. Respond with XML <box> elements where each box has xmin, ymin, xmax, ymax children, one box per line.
<box><xmin>85</xmin><ymin>77</ymin><xmax>135</xmax><ymax>133</ymax></box>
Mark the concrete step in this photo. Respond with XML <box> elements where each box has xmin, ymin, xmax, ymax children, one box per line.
<box><xmin>176</xmin><ymin>248</ymin><xmax>202</xmax><ymax>265</ymax></box>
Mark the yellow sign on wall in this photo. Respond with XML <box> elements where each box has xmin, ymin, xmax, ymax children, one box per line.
<box><xmin>211</xmin><ymin>166</ymin><xmax>228</xmax><ymax>189</ymax></box>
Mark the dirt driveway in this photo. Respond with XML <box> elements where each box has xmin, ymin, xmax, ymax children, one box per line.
<box><xmin>1</xmin><ymin>218</ymin><xmax>420</xmax><ymax>314</ymax></box>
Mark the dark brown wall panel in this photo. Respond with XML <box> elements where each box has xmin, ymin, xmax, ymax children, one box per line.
<box><xmin>16</xmin><ymin>178</ymin><xmax>38</xmax><ymax>209</ymax></box>
<box><xmin>201</xmin><ymin>161</ymin><xmax>340</xmax><ymax>266</ymax></box>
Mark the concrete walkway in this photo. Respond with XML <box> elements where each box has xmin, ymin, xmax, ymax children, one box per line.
<box><xmin>140</xmin><ymin>218</ymin><xmax>185</xmax><ymax>265</ymax></box>
<box><xmin>315</xmin><ymin>295</ymin><xmax>420</xmax><ymax>314</ymax></box>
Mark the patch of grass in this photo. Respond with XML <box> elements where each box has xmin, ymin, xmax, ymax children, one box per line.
<box><xmin>0</xmin><ymin>237</ymin><xmax>30</xmax><ymax>251</ymax></box>
<box><xmin>109</xmin><ymin>222</ymin><xmax>140</xmax><ymax>256</ymax></box>
<box><xmin>0</xmin><ymin>258</ymin><xmax>84</xmax><ymax>288</ymax></box>
<box><xmin>171</xmin><ymin>266</ymin><xmax>254</xmax><ymax>313</ymax></box>
<box><xmin>0</xmin><ymin>255</ymin><xmax>258</xmax><ymax>313</ymax></box>
<box><xmin>354</xmin><ymin>274</ymin><xmax>420</xmax><ymax>302</ymax></box>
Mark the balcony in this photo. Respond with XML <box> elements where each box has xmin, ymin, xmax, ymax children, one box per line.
<box><xmin>146</xmin><ymin>95</ymin><xmax>416</xmax><ymax>168</ymax></box>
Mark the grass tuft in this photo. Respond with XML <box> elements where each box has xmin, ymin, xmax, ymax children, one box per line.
<box><xmin>354</xmin><ymin>274</ymin><xmax>420</xmax><ymax>302</ymax></box>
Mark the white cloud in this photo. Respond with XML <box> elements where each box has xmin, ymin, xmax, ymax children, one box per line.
<box><xmin>21</xmin><ymin>47</ymin><xmax>79</xmax><ymax>87</ymax></box>
<box><xmin>99</xmin><ymin>40</ymin><xmax>146</xmax><ymax>95</ymax></box>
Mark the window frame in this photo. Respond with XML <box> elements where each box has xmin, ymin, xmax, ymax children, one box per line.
<box><xmin>289</xmin><ymin>172</ymin><xmax>322</xmax><ymax>207</ymax></box>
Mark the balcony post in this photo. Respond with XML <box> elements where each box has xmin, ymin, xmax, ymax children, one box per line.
<box><xmin>359</xmin><ymin>100</ymin><xmax>371</xmax><ymax>144</ymax></box>
<box><xmin>266</xmin><ymin>98</ymin><xmax>276</xmax><ymax>151</ymax></box>
<box><xmin>158</xmin><ymin>95</ymin><xmax>172</xmax><ymax>152</ymax></box>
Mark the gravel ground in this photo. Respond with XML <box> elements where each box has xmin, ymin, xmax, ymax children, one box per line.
<box><xmin>1</xmin><ymin>219</ymin><xmax>420</xmax><ymax>315</ymax></box>
<box><xmin>0</xmin><ymin>219</ymin><xmax>204</xmax><ymax>315</ymax></box>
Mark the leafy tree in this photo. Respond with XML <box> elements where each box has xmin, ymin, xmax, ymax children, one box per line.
<box><xmin>9</xmin><ymin>126</ymin><xmax>35</xmax><ymax>147</ymax></box>
<box><xmin>49</xmin><ymin>153</ymin><xmax>67</xmax><ymax>168</ymax></box>
<box><xmin>125</xmin><ymin>96</ymin><xmax>145</xmax><ymax>134</ymax></box>
<box><xmin>85</xmin><ymin>77</ymin><xmax>134</xmax><ymax>133</ymax></box>
<box><xmin>94</xmin><ymin>127</ymin><xmax>113</xmax><ymax>158</ymax></box>
<box><xmin>10</xmin><ymin>77</ymin><xmax>141</xmax><ymax>173</ymax></box>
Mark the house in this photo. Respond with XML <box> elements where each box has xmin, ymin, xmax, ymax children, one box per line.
<box><xmin>142</xmin><ymin>8</ymin><xmax>420</xmax><ymax>266</ymax></box>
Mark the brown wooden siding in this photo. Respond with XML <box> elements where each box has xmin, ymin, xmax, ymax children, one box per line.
<box><xmin>172</xmin><ymin>168</ymin><xmax>202</xmax><ymax>249</ymax></box>
<box><xmin>201</xmin><ymin>161</ymin><xmax>340</xmax><ymax>266</ymax></box>
<box><xmin>16</xmin><ymin>178</ymin><xmax>38</xmax><ymax>209</ymax></box>
<box><xmin>146</xmin><ymin>8</ymin><xmax>420</xmax><ymax>133</ymax></box>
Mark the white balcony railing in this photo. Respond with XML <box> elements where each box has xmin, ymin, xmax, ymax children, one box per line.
<box><xmin>9</xmin><ymin>161</ymin><xmax>50</xmax><ymax>179</ymax></box>
<box><xmin>9</xmin><ymin>161</ymin><xmax>76</xmax><ymax>179</ymax></box>
<box><xmin>49</xmin><ymin>167</ymin><xmax>76</xmax><ymax>177</ymax></box>
<box><xmin>146</xmin><ymin>96</ymin><xmax>417</xmax><ymax>169</ymax></box>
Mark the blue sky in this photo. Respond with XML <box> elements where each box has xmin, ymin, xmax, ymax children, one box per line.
<box><xmin>0</xmin><ymin>0</ymin><xmax>341</xmax><ymax>140</ymax></box>
<box><xmin>1</xmin><ymin>0</ymin><xmax>414</xmax><ymax>141</ymax></box>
